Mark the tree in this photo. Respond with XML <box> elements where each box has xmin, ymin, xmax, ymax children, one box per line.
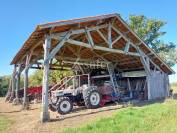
<box><xmin>29</xmin><ymin>70</ymin><xmax>43</xmax><ymax>86</ymax></box>
<box><xmin>128</xmin><ymin>15</ymin><xmax>177</xmax><ymax>67</ymax></box>
<box><xmin>29</xmin><ymin>69</ymin><xmax>73</xmax><ymax>87</ymax></box>
<box><xmin>0</xmin><ymin>76</ymin><xmax>10</xmax><ymax>97</ymax></box>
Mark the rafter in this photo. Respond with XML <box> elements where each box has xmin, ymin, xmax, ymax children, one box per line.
<box><xmin>85</xmin><ymin>29</ymin><xmax>94</xmax><ymax>46</ymax></box>
<box><xmin>111</xmin><ymin>24</ymin><xmax>164</xmax><ymax>73</ymax></box>
<box><xmin>51</xmin><ymin>24</ymin><xmax>108</xmax><ymax>40</ymax></box>
<box><xmin>47</xmin><ymin>31</ymin><xmax>71</xmax><ymax>61</ymax></box>
<box><xmin>137</xmin><ymin>47</ymin><xmax>151</xmax><ymax>75</ymax></box>
<box><xmin>18</xmin><ymin>40</ymin><xmax>43</xmax><ymax>64</ymax></box>
<box><xmin>108</xmin><ymin>22</ymin><xmax>112</xmax><ymax>48</ymax></box>
<box><xmin>124</xmin><ymin>41</ymin><xmax>130</xmax><ymax>54</ymax></box>
<box><xmin>66</xmin><ymin>39</ymin><xmax>140</xmax><ymax>57</ymax></box>
<box><xmin>96</xmin><ymin>29</ymin><xmax>109</xmax><ymax>44</ymax></box>
<box><xmin>112</xmin><ymin>35</ymin><xmax>122</xmax><ymax>46</ymax></box>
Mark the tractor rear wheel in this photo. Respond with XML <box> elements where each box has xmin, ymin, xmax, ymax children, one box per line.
<box><xmin>83</xmin><ymin>87</ymin><xmax>101</xmax><ymax>109</ymax></box>
<box><xmin>57</xmin><ymin>97</ymin><xmax>73</xmax><ymax>115</ymax></box>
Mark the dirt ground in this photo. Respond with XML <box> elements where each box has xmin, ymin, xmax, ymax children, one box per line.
<box><xmin>0</xmin><ymin>98</ymin><xmax>125</xmax><ymax>133</ymax></box>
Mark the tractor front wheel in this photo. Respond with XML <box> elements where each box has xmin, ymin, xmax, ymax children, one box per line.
<box><xmin>57</xmin><ymin>97</ymin><xmax>73</xmax><ymax>115</ymax></box>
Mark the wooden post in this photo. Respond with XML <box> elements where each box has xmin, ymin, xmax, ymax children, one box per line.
<box><xmin>137</xmin><ymin>47</ymin><xmax>152</xmax><ymax>100</ymax></box>
<box><xmin>15</xmin><ymin>66</ymin><xmax>21</xmax><ymax>99</ymax></box>
<box><xmin>165</xmin><ymin>74</ymin><xmax>170</xmax><ymax>97</ymax></box>
<box><xmin>23</xmin><ymin>52</ymin><xmax>32</xmax><ymax>109</ymax></box>
<box><xmin>9</xmin><ymin>65</ymin><xmax>16</xmax><ymax>102</ymax></box>
<box><xmin>41</xmin><ymin>35</ymin><xmax>51</xmax><ymax>122</ymax></box>
<box><xmin>23</xmin><ymin>67</ymin><xmax>29</xmax><ymax>109</ymax></box>
<box><xmin>127</xmin><ymin>78</ymin><xmax>133</xmax><ymax>99</ymax></box>
<box><xmin>13</xmin><ymin>64</ymin><xmax>22</xmax><ymax>105</ymax></box>
<box><xmin>145</xmin><ymin>58</ymin><xmax>152</xmax><ymax>100</ymax></box>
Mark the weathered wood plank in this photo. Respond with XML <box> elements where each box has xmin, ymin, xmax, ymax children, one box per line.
<box><xmin>41</xmin><ymin>35</ymin><xmax>51</xmax><ymax>122</ymax></box>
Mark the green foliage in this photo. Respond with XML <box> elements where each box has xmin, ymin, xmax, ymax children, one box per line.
<box><xmin>62</xmin><ymin>100</ymin><xmax>177</xmax><ymax>133</ymax></box>
<box><xmin>29</xmin><ymin>69</ymin><xmax>73</xmax><ymax>87</ymax></box>
<box><xmin>129</xmin><ymin>15</ymin><xmax>177</xmax><ymax>67</ymax></box>
<box><xmin>49</xmin><ymin>70</ymin><xmax>73</xmax><ymax>84</ymax></box>
<box><xmin>0</xmin><ymin>76</ymin><xmax>10</xmax><ymax>97</ymax></box>
<box><xmin>29</xmin><ymin>70</ymin><xmax>43</xmax><ymax>86</ymax></box>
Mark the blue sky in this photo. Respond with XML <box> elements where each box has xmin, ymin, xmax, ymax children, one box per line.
<box><xmin>0</xmin><ymin>0</ymin><xmax>176</xmax><ymax>82</ymax></box>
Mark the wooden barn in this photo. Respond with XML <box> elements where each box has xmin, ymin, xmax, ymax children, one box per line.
<box><xmin>8</xmin><ymin>13</ymin><xmax>174</xmax><ymax>122</ymax></box>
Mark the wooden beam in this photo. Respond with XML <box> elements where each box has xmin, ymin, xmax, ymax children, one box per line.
<box><xmin>51</xmin><ymin>24</ymin><xmax>108</xmax><ymax>40</ymax></box>
<box><xmin>18</xmin><ymin>40</ymin><xmax>43</xmax><ymax>64</ymax></box>
<box><xmin>112</xmin><ymin>35</ymin><xmax>122</xmax><ymax>46</ymax></box>
<box><xmin>96</xmin><ymin>29</ymin><xmax>109</xmax><ymax>44</ymax></box>
<box><xmin>66</xmin><ymin>45</ymin><xmax>78</xmax><ymax>57</ymax></box>
<box><xmin>66</xmin><ymin>39</ymin><xmax>140</xmax><ymax>57</ymax></box>
<box><xmin>39</xmin><ymin>14</ymin><xmax>115</xmax><ymax>29</ymax></box>
<box><xmin>137</xmin><ymin>47</ymin><xmax>151</xmax><ymax>76</ymax></box>
<box><xmin>108</xmin><ymin>22</ymin><xmax>112</xmax><ymax>48</ymax></box>
<box><xmin>124</xmin><ymin>41</ymin><xmax>130</xmax><ymax>54</ymax></box>
<box><xmin>111</xmin><ymin>23</ymin><xmax>171</xmax><ymax>74</ymax></box>
<box><xmin>85</xmin><ymin>29</ymin><xmax>94</xmax><ymax>46</ymax></box>
<box><xmin>119</xmin><ymin>60</ymin><xmax>140</xmax><ymax>65</ymax></box>
<box><xmin>111</xmin><ymin>25</ymin><xmax>128</xmax><ymax>42</ymax></box>
<box><xmin>62</xmin><ymin>60</ymin><xmax>108</xmax><ymax>67</ymax></box>
<box><xmin>30</xmin><ymin>66</ymin><xmax>70</xmax><ymax>71</ymax></box>
<box><xmin>47</xmin><ymin>31</ymin><xmax>71</xmax><ymax>61</ymax></box>
<box><xmin>55</xmin><ymin>55</ymin><xmax>107</xmax><ymax>63</ymax></box>
<box><xmin>135</xmin><ymin>46</ymin><xmax>163</xmax><ymax>73</ymax></box>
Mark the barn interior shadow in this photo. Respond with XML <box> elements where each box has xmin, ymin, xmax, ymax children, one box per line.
<box><xmin>131</xmin><ymin>99</ymin><xmax>165</xmax><ymax>107</ymax></box>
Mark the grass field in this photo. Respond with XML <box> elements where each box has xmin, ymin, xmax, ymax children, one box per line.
<box><xmin>0</xmin><ymin>116</ymin><xmax>13</xmax><ymax>133</ymax></box>
<box><xmin>0</xmin><ymin>85</ymin><xmax>177</xmax><ymax>133</ymax></box>
<box><xmin>61</xmin><ymin>85</ymin><xmax>177</xmax><ymax>133</ymax></box>
<box><xmin>62</xmin><ymin>99</ymin><xmax>177</xmax><ymax>133</ymax></box>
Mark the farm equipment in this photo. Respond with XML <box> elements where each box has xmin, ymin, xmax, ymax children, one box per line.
<box><xmin>49</xmin><ymin>64</ymin><xmax>121</xmax><ymax>115</ymax></box>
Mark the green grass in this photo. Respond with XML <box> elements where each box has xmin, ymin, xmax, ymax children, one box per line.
<box><xmin>0</xmin><ymin>116</ymin><xmax>13</xmax><ymax>133</ymax></box>
<box><xmin>61</xmin><ymin>100</ymin><xmax>177</xmax><ymax>133</ymax></box>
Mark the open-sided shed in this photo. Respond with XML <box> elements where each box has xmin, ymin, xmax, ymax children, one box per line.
<box><xmin>10</xmin><ymin>13</ymin><xmax>174</xmax><ymax>122</ymax></box>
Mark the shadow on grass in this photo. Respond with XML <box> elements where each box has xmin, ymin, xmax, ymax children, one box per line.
<box><xmin>0</xmin><ymin>110</ymin><xmax>22</xmax><ymax>114</ymax></box>
<box><xmin>131</xmin><ymin>99</ymin><xmax>165</xmax><ymax>107</ymax></box>
<box><xmin>49</xmin><ymin>98</ymin><xmax>168</xmax><ymax>122</ymax></box>
<box><xmin>0</xmin><ymin>107</ymin><xmax>38</xmax><ymax>114</ymax></box>
<box><xmin>49</xmin><ymin>104</ymin><xmax>122</xmax><ymax>122</ymax></box>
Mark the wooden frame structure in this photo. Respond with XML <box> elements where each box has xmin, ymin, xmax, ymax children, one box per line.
<box><xmin>10</xmin><ymin>13</ymin><xmax>174</xmax><ymax>122</ymax></box>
